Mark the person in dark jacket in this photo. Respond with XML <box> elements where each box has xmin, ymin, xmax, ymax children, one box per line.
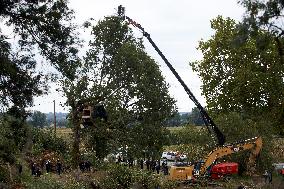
<box><xmin>140</xmin><ymin>159</ymin><xmax>144</xmax><ymax>170</ymax></box>
<box><xmin>146</xmin><ymin>159</ymin><xmax>150</xmax><ymax>171</ymax></box>
<box><xmin>155</xmin><ymin>161</ymin><xmax>161</xmax><ymax>174</ymax></box>
<box><xmin>31</xmin><ymin>162</ymin><xmax>36</xmax><ymax>176</ymax></box>
<box><xmin>85</xmin><ymin>160</ymin><xmax>91</xmax><ymax>171</ymax></box>
<box><xmin>56</xmin><ymin>160</ymin><xmax>62</xmax><ymax>175</ymax></box>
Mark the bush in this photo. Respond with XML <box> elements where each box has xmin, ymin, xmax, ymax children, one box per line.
<box><xmin>0</xmin><ymin>166</ymin><xmax>10</xmax><ymax>184</ymax></box>
<box><xmin>167</xmin><ymin>125</ymin><xmax>210</xmax><ymax>146</ymax></box>
<box><xmin>32</xmin><ymin>128</ymin><xmax>68</xmax><ymax>156</ymax></box>
<box><xmin>99</xmin><ymin>164</ymin><xmax>178</xmax><ymax>189</ymax></box>
<box><xmin>100</xmin><ymin>164</ymin><xmax>133</xmax><ymax>188</ymax></box>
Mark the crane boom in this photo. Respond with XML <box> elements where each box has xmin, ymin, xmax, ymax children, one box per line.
<box><xmin>118</xmin><ymin>5</ymin><xmax>225</xmax><ymax>145</ymax></box>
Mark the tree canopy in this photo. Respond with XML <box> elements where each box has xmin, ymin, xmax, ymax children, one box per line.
<box><xmin>0</xmin><ymin>0</ymin><xmax>79</xmax><ymax>114</ymax></box>
<box><xmin>191</xmin><ymin>15</ymin><xmax>284</xmax><ymax>134</ymax></box>
<box><xmin>62</xmin><ymin>16</ymin><xmax>176</xmax><ymax>159</ymax></box>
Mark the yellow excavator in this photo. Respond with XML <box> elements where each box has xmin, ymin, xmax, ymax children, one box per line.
<box><xmin>169</xmin><ymin>136</ymin><xmax>262</xmax><ymax>180</ymax></box>
<box><xmin>117</xmin><ymin>5</ymin><xmax>263</xmax><ymax>181</ymax></box>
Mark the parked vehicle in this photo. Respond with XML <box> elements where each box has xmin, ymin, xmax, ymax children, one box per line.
<box><xmin>273</xmin><ymin>163</ymin><xmax>284</xmax><ymax>176</ymax></box>
<box><xmin>161</xmin><ymin>152</ymin><xmax>177</xmax><ymax>161</ymax></box>
<box><xmin>210</xmin><ymin>162</ymin><xmax>238</xmax><ymax>179</ymax></box>
<box><xmin>177</xmin><ymin>154</ymin><xmax>187</xmax><ymax>161</ymax></box>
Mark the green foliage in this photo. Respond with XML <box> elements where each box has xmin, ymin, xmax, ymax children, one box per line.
<box><xmin>214</xmin><ymin>112</ymin><xmax>273</xmax><ymax>173</ymax></box>
<box><xmin>100</xmin><ymin>165</ymin><xmax>133</xmax><ymax>188</ymax></box>
<box><xmin>30</xmin><ymin>111</ymin><xmax>47</xmax><ymax>128</ymax></box>
<box><xmin>22</xmin><ymin>173</ymin><xmax>89</xmax><ymax>189</ymax></box>
<box><xmin>168</xmin><ymin>125</ymin><xmax>209</xmax><ymax>145</ymax></box>
<box><xmin>1</xmin><ymin>0</ymin><xmax>79</xmax><ymax>171</ymax></box>
<box><xmin>99</xmin><ymin>164</ymin><xmax>177</xmax><ymax>189</ymax></box>
<box><xmin>0</xmin><ymin>36</ymin><xmax>44</xmax><ymax>111</ymax></box>
<box><xmin>1</xmin><ymin>0</ymin><xmax>80</xmax><ymax>79</ymax></box>
<box><xmin>0</xmin><ymin>117</ymin><xmax>17</xmax><ymax>163</ymax></box>
<box><xmin>32</xmin><ymin>128</ymin><xmax>68</xmax><ymax>156</ymax></box>
<box><xmin>0</xmin><ymin>0</ymin><xmax>80</xmax><ymax>113</ymax></box>
<box><xmin>64</xmin><ymin>16</ymin><xmax>176</xmax><ymax>161</ymax></box>
<box><xmin>237</xmin><ymin>0</ymin><xmax>284</xmax><ymax>135</ymax></box>
<box><xmin>191</xmin><ymin>16</ymin><xmax>284</xmax><ymax>135</ymax></box>
<box><xmin>215</xmin><ymin>112</ymin><xmax>273</xmax><ymax>142</ymax></box>
<box><xmin>164</xmin><ymin>112</ymin><xmax>190</xmax><ymax>127</ymax></box>
<box><xmin>0</xmin><ymin>166</ymin><xmax>10</xmax><ymax>184</ymax></box>
<box><xmin>188</xmin><ymin>107</ymin><xmax>204</xmax><ymax>126</ymax></box>
<box><xmin>24</xmin><ymin>175</ymin><xmax>64</xmax><ymax>189</ymax></box>
<box><xmin>165</xmin><ymin>126</ymin><xmax>212</xmax><ymax>161</ymax></box>
<box><xmin>238</xmin><ymin>0</ymin><xmax>284</xmax><ymax>37</ymax></box>
<box><xmin>0</xmin><ymin>114</ymin><xmax>32</xmax><ymax>163</ymax></box>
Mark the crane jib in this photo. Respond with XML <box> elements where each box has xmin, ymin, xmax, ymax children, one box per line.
<box><xmin>120</xmin><ymin>7</ymin><xmax>226</xmax><ymax>146</ymax></box>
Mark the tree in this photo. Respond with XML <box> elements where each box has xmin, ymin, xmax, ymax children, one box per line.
<box><xmin>237</xmin><ymin>0</ymin><xmax>284</xmax><ymax>63</ymax></box>
<box><xmin>0</xmin><ymin>0</ymin><xmax>79</xmax><ymax>171</ymax></box>
<box><xmin>62</xmin><ymin>16</ymin><xmax>176</xmax><ymax>161</ymax></box>
<box><xmin>188</xmin><ymin>107</ymin><xmax>204</xmax><ymax>126</ymax></box>
<box><xmin>30</xmin><ymin>111</ymin><xmax>47</xmax><ymax>128</ymax></box>
<box><xmin>236</xmin><ymin>0</ymin><xmax>284</xmax><ymax>134</ymax></box>
<box><xmin>191</xmin><ymin>16</ymin><xmax>283</xmax><ymax>134</ymax></box>
<box><xmin>164</xmin><ymin>111</ymin><xmax>181</xmax><ymax>127</ymax></box>
<box><xmin>0</xmin><ymin>0</ymin><xmax>79</xmax><ymax>114</ymax></box>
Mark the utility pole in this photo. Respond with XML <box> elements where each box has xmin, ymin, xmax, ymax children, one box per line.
<box><xmin>53</xmin><ymin>100</ymin><xmax>56</xmax><ymax>135</ymax></box>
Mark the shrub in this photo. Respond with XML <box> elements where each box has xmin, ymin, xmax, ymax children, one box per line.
<box><xmin>32</xmin><ymin>128</ymin><xmax>68</xmax><ymax>156</ymax></box>
<box><xmin>99</xmin><ymin>164</ymin><xmax>178</xmax><ymax>189</ymax></box>
<box><xmin>0</xmin><ymin>166</ymin><xmax>10</xmax><ymax>184</ymax></box>
<box><xmin>100</xmin><ymin>164</ymin><xmax>133</xmax><ymax>188</ymax></box>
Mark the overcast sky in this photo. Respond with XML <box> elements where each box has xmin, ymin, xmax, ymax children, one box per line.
<box><xmin>31</xmin><ymin>0</ymin><xmax>245</xmax><ymax>113</ymax></box>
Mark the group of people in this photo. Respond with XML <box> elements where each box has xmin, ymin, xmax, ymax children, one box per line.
<box><xmin>144</xmin><ymin>159</ymin><xmax>168</xmax><ymax>175</ymax></box>
<box><xmin>31</xmin><ymin>159</ymin><xmax>62</xmax><ymax>176</ymax></box>
<box><xmin>116</xmin><ymin>157</ymin><xmax>169</xmax><ymax>175</ymax></box>
<box><xmin>79</xmin><ymin>160</ymin><xmax>92</xmax><ymax>172</ymax></box>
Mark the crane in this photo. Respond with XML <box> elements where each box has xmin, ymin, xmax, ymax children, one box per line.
<box><xmin>117</xmin><ymin>5</ymin><xmax>225</xmax><ymax>146</ymax></box>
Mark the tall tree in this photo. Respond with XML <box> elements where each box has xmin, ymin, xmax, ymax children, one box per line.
<box><xmin>62</xmin><ymin>16</ymin><xmax>176</xmax><ymax>161</ymax></box>
<box><xmin>191</xmin><ymin>16</ymin><xmax>283</xmax><ymax>133</ymax></box>
<box><xmin>238</xmin><ymin>0</ymin><xmax>284</xmax><ymax>63</ymax></box>
<box><xmin>0</xmin><ymin>0</ymin><xmax>79</xmax><ymax>168</ymax></box>
<box><xmin>237</xmin><ymin>0</ymin><xmax>284</xmax><ymax>134</ymax></box>
<box><xmin>0</xmin><ymin>0</ymin><xmax>79</xmax><ymax>114</ymax></box>
<box><xmin>188</xmin><ymin>107</ymin><xmax>204</xmax><ymax>126</ymax></box>
<box><xmin>30</xmin><ymin>111</ymin><xmax>47</xmax><ymax>128</ymax></box>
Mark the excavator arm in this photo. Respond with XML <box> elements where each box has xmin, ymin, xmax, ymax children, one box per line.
<box><xmin>200</xmin><ymin>136</ymin><xmax>263</xmax><ymax>174</ymax></box>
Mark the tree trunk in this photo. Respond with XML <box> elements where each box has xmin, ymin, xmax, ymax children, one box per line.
<box><xmin>71</xmin><ymin>106</ymin><xmax>81</xmax><ymax>168</ymax></box>
<box><xmin>274</xmin><ymin>36</ymin><xmax>284</xmax><ymax>65</ymax></box>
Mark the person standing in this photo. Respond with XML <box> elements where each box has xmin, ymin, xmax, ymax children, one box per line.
<box><xmin>17</xmin><ymin>163</ymin><xmax>23</xmax><ymax>174</ymax></box>
<box><xmin>31</xmin><ymin>162</ymin><xmax>36</xmax><ymax>176</ymax></box>
<box><xmin>45</xmin><ymin>160</ymin><xmax>51</xmax><ymax>173</ymax></box>
<box><xmin>146</xmin><ymin>159</ymin><xmax>150</xmax><ymax>171</ymax></box>
<box><xmin>151</xmin><ymin>160</ymin><xmax>156</xmax><ymax>172</ymax></box>
<box><xmin>56</xmin><ymin>159</ymin><xmax>62</xmax><ymax>175</ymax></box>
<box><xmin>85</xmin><ymin>160</ymin><xmax>91</xmax><ymax>172</ymax></box>
<box><xmin>140</xmin><ymin>159</ymin><xmax>144</xmax><ymax>170</ymax></box>
<box><xmin>155</xmin><ymin>161</ymin><xmax>160</xmax><ymax>174</ymax></box>
<box><xmin>263</xmin><ymin>170</ymin><xmax>269</xmax><ymax>183</ymax></box>
<box><xmin>268</xmin><ymin>170</ymin><xmax>272</xmax><ymax>184</ymax></box>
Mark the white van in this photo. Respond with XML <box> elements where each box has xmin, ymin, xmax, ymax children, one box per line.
<box><xmin>161</xmin><ymin>151</ymin><xmax>177</xmax><ymax>161</ymax></box>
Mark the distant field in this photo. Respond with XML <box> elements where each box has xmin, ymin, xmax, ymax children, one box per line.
<box><xmin>166</xmin><ymin>126</ymin><xmax>184</xmax><ymax>131</ymax></box>
<box><xmin>56</xmin><ymin>128</ymin><xmax>73</xmax><ymax>143</ymax></box>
